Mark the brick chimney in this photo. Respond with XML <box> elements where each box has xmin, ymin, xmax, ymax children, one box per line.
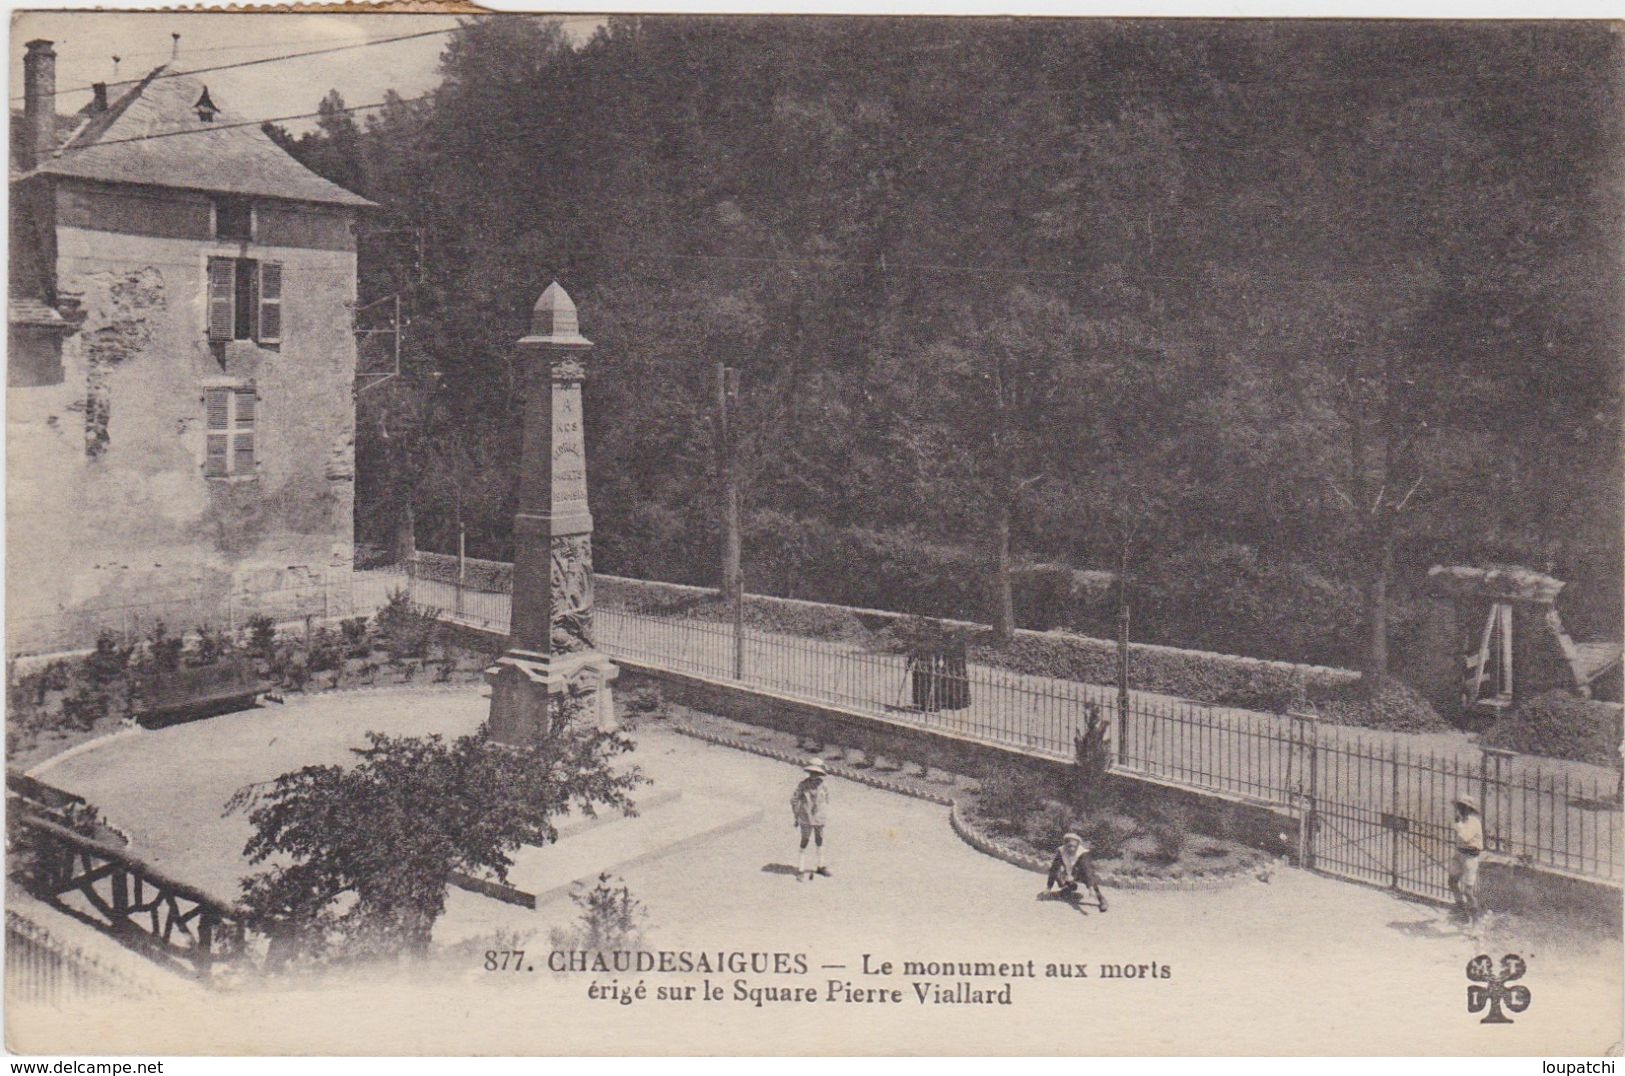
<box><xmin>22</xmin><ymin>39</ymin><xmax>57</xmax><ymax>172</ymax></box>
<box><xmin>91</xmin><ymin>83</ymin><xmax>108</xmax><ymax>114</ymax></box>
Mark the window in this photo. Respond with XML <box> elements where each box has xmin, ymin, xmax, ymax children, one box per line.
<box><xmin>213</xmin><ymin>197</ymin><xmax>252</xmax><ymax>241</ymax></box>
<box><xmin>207</xmin><ymin>257</ymin><xmax>282</xmax><ymax>344</ymax></box>
<box><xmin>203</xmin><ymin>385</ymin><xmax>257</xmax><ymax>478</ymax></box>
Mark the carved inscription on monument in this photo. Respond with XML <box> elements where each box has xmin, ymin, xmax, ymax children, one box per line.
<box><xmin>551</xmin><ymin>384</ymin><xmax>588</xmax><ymax>508</ymax></box>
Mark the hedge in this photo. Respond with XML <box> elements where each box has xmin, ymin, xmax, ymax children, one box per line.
<box><xmin>1481</xmin><ymin>691</ymin><xmax>1624</xmax><ymax>767</ymax></box>
<box><xmin>596</xmin><ymin>569</ymin><xmax>1359</xmax><ymax>705</ymax></box>
<box><xmin>408</xmin><ymin>554</ymin><xmax>1462</xmax><ymax>727</ymax></box>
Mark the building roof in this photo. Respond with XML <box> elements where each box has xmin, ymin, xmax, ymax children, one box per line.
<box><xmin>23</xmin><ymin>65</ymin><xmax>372</xmax><ymax>208</ymax></box>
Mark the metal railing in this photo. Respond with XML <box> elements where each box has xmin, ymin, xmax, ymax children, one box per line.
<box><xmin>1116</xmin><ymin>698</ymin><xmax>1622</xmax><ymax>892</ymax></box>
<box><xmin>6</xmin><ymin>910</ymin><xmax>160</xmax><ymax>1004</ymax></box>
<box><xmin>367</xmin><ymin>562</ymin><xmax>1621</xmax><ymax>889</ymax></box>
<box><xmin>15</xmin><ymin>561</ymin><xmax>1617</xmax><ymax>891</ymax></box>
<box><xmin>7</xmin><ymin>567</ymin><xmax>411</xmax><ymax>660</ymax></box>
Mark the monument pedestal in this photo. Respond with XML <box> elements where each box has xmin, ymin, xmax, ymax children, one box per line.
<box><xmin>487</xmin><ymin>650</ymin><xmax>619</xmax><ymax>741</ymax></box>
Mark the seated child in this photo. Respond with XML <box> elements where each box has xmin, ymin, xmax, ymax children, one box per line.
<box><xmin>1046</xmin><ymin>832</ymin><xmax>1108</xmax><ymax>912</ymax></box>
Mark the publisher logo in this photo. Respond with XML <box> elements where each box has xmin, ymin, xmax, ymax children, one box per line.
<box><xmin>1467</xmin><ymin>953</ymin><xmax>1531</xmax><ymax>1024</ymax></box>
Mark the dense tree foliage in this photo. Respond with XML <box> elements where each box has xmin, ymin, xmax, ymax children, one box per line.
<box><xmin>271</xmin><ymin>17</ymin><xmax>1623</xmax><ymax>672</ymax></box>
<box><xmin>226</xmin><ymin>695</ymin><xmax>640</xmax><ymax>961</ymax></box>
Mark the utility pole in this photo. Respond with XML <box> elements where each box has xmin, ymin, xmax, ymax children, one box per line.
<box><xmin>1117</xmin><ymin>599</ymin><xmax>1131</xmax><ymax>766</ymax></box>
<box><xmin>716</xmin><ymin>363</ymin><xmax>743</xmax><ymax>678</ymax></box>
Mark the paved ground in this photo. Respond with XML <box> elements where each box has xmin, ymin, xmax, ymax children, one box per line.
<box><xmin>16</xmin><ymin>684</ymin><xmax>1621</xmax><ymax>1056</ymax></box>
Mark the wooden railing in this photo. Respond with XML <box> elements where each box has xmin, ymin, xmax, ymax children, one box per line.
<box><xmin>13</xmin><ymin>814</ymin><xmax>255</xmax><ymax>979</ymax></box>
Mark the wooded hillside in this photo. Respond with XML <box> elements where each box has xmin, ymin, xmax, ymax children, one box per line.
<box><xmin>270</xmin><ymin>17</ymin><xmax>1623</xmax><ymax>673</ymax></box>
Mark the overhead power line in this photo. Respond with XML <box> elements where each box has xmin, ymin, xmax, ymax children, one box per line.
<box><xmin>53</xmin><ymin>90</ymin><xmax>436</xmax><ymax>149</ymax></box>
<box><xmin>16</xmin><ymin>27</ymin><xmax>457</xmax><ymax>103</ymax></box>
<box><xmin>15</xmin><ymin>15</ymin><xmax>608</xmax><ymax>103</ymax></box>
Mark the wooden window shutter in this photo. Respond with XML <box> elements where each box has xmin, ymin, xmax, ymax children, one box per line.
<box><xmin>233</xmin><ymin>388</ymin><xmax>257</xmax><ymax>474</ymax></box>
<box><xmin>258</xmin><ymin>262</ymin><xmax>283</xmax><ymax>344</ymax></box>
<box><xmin>204</xmin><ymin>388</ymin><xmax>230</xmax><ymax>476</ymax></box>
<box><xmin>207</xmin><ymin>258</ymin><xmax>235</xmax><ymax>342</ymax></box>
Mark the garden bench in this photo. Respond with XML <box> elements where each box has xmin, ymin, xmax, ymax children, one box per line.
<box><xmin>135</xmin><ymin>660</ymin><xmax>272</xmax><ymax>729</ymax></box>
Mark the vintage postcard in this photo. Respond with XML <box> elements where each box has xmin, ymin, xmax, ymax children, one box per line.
<box><xmin>4</xmin><ymin>6</ymin><xmax>1622</xmax><ymax>1057</ymax></box>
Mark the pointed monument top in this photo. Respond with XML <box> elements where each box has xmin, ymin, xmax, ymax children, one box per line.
<box><xmin>521</xmin><ymin>281</ymin><xmax>593</xmax><ymax>352</ymax></box>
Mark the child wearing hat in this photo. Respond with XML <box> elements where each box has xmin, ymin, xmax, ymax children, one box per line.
<box><xmin>1046</xmin><ymin>832</ymin><xmax>1107</xmax><ymax>912</ymax></box>
<box><xmin>792</xmin><ymin>759</ymin><xmax>831</xmax><ymax>881</ymax></box>
<box><xmin>1449</xmin><ymin>794</ymin><xmax>1485</xmax><ymax>924</ymax></box>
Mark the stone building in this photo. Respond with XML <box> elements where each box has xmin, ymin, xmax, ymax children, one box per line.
<box><xmin>7</xmin><ymin>40</ymin><xmax>372</xmax><ymax>654</ymax></box>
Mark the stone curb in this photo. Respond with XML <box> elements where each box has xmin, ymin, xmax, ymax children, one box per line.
<box><xmin>25</xmin><ymin>725</ymin><xmax>146</xmax><ymax>779</ymax></box>
<box><xmin>946</xmin><ymin>798</ymin><xmax>1267</xmax><ymax>892</ymax></box>
<box><xmin>668</xmin><ymin>721</ymin><xmax>954</xmax><ymax>806</ymax></box>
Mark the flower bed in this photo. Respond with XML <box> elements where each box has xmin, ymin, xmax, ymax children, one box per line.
<box><xmin>6</xmin><ymin>590</ymin><xmax>498</xmax><ymax>770</ymax></box>
<box><xmin>960</xmin><ymin>760</ymin><xmax>1270</xmax><ymax>889</ymax></box>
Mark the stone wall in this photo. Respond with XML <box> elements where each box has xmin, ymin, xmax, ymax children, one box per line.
<box><xmin>616</xmin><ymin>660</ymin><xmax>1302</xmax><ymax>862</ymax></box>
<box><xmin>6</xmin><ymin>181</ymin><xmax>357</xmax><ymax>654</ymax></box>
<box><xmin>1479</xmin><ymin>860</ymin><xmax>1623</xmax><ymax>935</ymax></box>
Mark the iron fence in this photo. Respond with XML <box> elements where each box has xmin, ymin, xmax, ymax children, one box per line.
<box><xmin>365</xmin><ymin>563</ymin><xmax>1621</xmax><ymax>889</ymax></box>
<box><xmin>7</xmin><ymin>568</ymin><xmax>411</xmax><ymax>660</ymax></box>
<box><xmin>16</xmin><ymin>561</ymin><xmax>1617</xmax><ymax>893</ymax></box>
<box><xmin>6</xmin><ymin>910</ymin><xmax>159</xmax><ymax>1004</ymax></box>
<box><xmin>1117</xmin><ymin>700</ymin><xmax>1622</xmax><ymax>894</ymax></box>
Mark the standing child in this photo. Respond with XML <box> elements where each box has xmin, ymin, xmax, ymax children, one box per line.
<box><xmin>1046</xmin><ymin>832</ymin><xmax>1108</xmax><ymax>912</ymax></box>
<box><xmin>1449</xmin><ymin>794</ymin><xmax>1485</xmax><ymax>924</ymax></box>
<box><xmin>792</xmin><ymin>759</ymin><xmax>831</xmax><ymax>881</ymax></box>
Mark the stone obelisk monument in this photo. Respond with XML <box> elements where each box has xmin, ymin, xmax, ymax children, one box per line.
<box><xmin>488</xmin><ymin>283</ymin><xmax>617</xmax><ymax>741</ymax></box>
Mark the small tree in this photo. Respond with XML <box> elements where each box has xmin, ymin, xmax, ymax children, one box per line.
<box><xmin>1071</xmin><ymin>702</ymin><xmax>1112</xmax><ymax>809</ymax></box>
<box><xmin>548</xmin><ymin>872</ymin><xmax>648</xmax><ymax>958</ymax></box>
<box><xmin>226</xmin><ymin>690</ymin><xmax>641</xmax><ymax>964</ymax></box>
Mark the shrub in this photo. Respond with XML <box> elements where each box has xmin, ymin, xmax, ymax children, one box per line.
<box><xmin>547</xmin><ymin>873</ymin><xmax>649</xmax><ymax>957</ymax></box>
<box><xmin>1022</xmin><ymin>800</ymin><xmax>1077</xmax><ymax>853</ymax></box>
<box><xmin>1070</xmin><ymin>703</ymin><xmax>1112</xmax><ymax>808</ymax></box>
<box><xmin>375</xmin><ymin>590</ymin><xmax>440</xmax><ymax>658</ymax></box>
<box><xmin>246</xmin><ymin>615</ymin><xmax>278</xmax><ymax>660</ymax></box>
<box><xmin>976</xmin><ymin>761</ymin><xmax>1042</xmax><ymax>829</ymax></box>
<box><xmin>85</xmin><ymin>631</ymin><xmax>133</xmax><ymax>685</ymax></box>
<box><xmin>193</xmin><ymin>624</ymin><xmax>230</xmax><ymax>666</ymax></box>
<box><xmin>1144</xmin><ymin>819</ymin><xmax>1190</xmax><ymax>865</ymax></box>
<box><xmin>60</xmin><ymin>686</ymin><xmax>108</xmax><ymax>731</ymax></box>
<box><xmin>1081</xmin><ymin>815</ymin><xmax>1132</xmax><ymax>860</ymax></box>
<box><xmin>621</xmin><ymin>685</ymin><xmax>662</xmax><ymax>714</ymax></box>
<box><xmin>1211</xmin><ymin>664</ymin><xmax>1310</xmax><ymax>714</ymax></box>
<box><xmin>14</xmin><ymin>659</ymin><xmax>72</xmax><ymax>708</ymax></box>
<box><xmin>307</xmin><ymin>628</ymin><xmax>345</xmax><ymax>673</ymax></box>
<box><xmin>1140</xmin><ymin>802</ymin><xmax>1193</xmax><ymax>864</ymax></box>
<box><xmin>1482</xmin><ymin>690</ymin><xmax>1623</xmax><ymax>767</ymax></box>
<box><xmin>142</xmin><ymin>622</ymin><xmax>183</xmax><ymax>674</ymax></box>
<box><xmin>340</xmin><ymin>617</ymin><xmax>371</xmax><ymax>653</ymax></box>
